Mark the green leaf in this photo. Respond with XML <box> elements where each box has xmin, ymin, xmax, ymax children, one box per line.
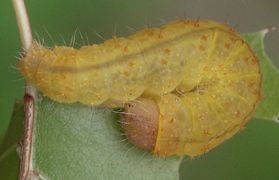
<box><xmin>243</xmin><ymin>31</ymin><xmax>279</xmax><ymax>122</ymax></box>
<box><xmin>32</xmin><ymin>97</ymin><xmax>181</xmax><ymax>180</ymax></box>
<box><xmin>0</xmin><ymin>102</ymin><xmax>23</xmax><ymax>180</ymax></box>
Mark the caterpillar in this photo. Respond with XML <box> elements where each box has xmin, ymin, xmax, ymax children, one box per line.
<box><xmin>18</xmin><ymin>19</ymin><xmax>262</xmax><ymax>157</ymax></box>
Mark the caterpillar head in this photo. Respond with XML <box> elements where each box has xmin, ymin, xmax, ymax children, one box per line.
<box><xmin>122</xmin><ymin>98</ymin><xmax>159</xmax><ymax>151</ymax></box>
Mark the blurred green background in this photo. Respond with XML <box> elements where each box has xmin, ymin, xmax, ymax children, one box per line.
<box><xmin>1</xmin><ymin>0</ymin><xmax>279</xmax><ymax>179</ymax></box>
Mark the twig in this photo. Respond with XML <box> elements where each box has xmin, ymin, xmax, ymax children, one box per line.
<box><xmin>12</xmin><ymin>0</ymin><xmax>37</xmax><ymax>179</ymax></box>
<box><xmin>12</xmin><ymin>0</ymin><xmax>32</xmax><ymax>50</ymax></box>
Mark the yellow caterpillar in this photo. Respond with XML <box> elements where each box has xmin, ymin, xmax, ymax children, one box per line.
<box><xmin>18</xmin><ymin>19</ymin><xmax>262</xmax><ymax>157</ymax></box>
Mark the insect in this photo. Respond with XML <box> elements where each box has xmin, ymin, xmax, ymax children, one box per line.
<box><xmin>18</xmin><ymin>19</ymin><xmax>262</xmax><ymax>157</ymax></box>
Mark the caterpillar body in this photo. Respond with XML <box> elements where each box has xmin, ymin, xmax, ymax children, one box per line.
<box><xmin>18</xmin><ymin>19</ymin><xmax>262</xmax><ymax>157</ymax></box>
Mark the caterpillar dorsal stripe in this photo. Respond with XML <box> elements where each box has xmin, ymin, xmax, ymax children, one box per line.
<box><xmin>18</xmin><ymin>19</ymin><xmax>262</xmax><ymax>157</ymax></box>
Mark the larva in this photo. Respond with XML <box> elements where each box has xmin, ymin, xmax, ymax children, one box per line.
<box><xmin>18</xmin><ymin>19</ymin><xmax>262</xmax><ymax>157</ymax></box>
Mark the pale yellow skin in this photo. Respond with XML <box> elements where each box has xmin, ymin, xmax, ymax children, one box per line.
<box><xmin>18</xmin><ymin>19</ymin><xmax>262</xmax><ymax>157</ymax></box>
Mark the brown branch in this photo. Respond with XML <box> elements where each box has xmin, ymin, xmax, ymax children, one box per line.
<box><xmin>12</xmin><ymin>0</ymin><xmax>37</xmax><ymax>179</ymax></box>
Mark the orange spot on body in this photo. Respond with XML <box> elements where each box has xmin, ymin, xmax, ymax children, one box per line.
<box><xmin>218</xmin><ymin>64</ymin><xmax>224</xmax><ymax>69</ymax></box>
<box><xmin>123</xmin><ymin>46</ymin><xmax>129</xmax><ymax>52</ymax></box>
<box><xmin>201</xmin><ymin>35</ymin><xmax>208</xmax><ymax>41</ymax></box>
<box><xmin>239</xmin><ymin>123</ymin><xmax>246</xmax><ymax>131</ymax></box>
<box><xmin>128</xmin><ymin>62</ymin><xmax>134</xmax><ymax>67</ymax></box>
<box><xmin>160</xmin><ymin>59</ymin><xmax>168</xmax><ymax>65</ymax></box>
<box><xmin>144</xmin><ymin>29</ymin><xmax>154</xmax><ymax>37</ymax></box>
<box><xmin>201</xmin><ymin>143</ymin><xmax>210</xmax><ymax>153</ymax></box>
<box><xmin>194</xmin><ymin>18</ymin><xmax>200</xmax><ymax>27</ymax></box>
<box><xmin>123</xmin><ymin>71</ymin><xmax>130</xmax><ymax>76</ymax></box>
<box><xmin>229</xmin><ymin>27</ymin><xmax>235</xmax><ymax>33</ymax></box>
<box><xmin>112</xmin><ymin>37</ymin><xmax>120</xmax><ymax>47</ymax></box>
<box><xmin>164</xmin><ymin>48</ymin><xmax>171</xmax><ymax>54</ymax></box>
<box><xmin>194</xmin><ymin>23</ymin><xmax>200</xmax><ymax>27</ymax></box>
<box><xmin>252</xmin><ymin>58</ymin><xmax>258</xmax><ymax>64</ymax></box>
<box><xmin>224</xmin><ymin>43</ymin><xmax>230</xmax><ymax>49</ymax></box>
<box><xmin>230</xmin><ymin>37</ymin><xmax>237</xmax><ymax>43</ymax></box>
<box><xmin>203</xmin><ymin>129</ymin><xmax>210</xmax><ymax>135</ymax></box>
<box><xmin>234</xmin><ymin>111</ymin><xmax>241</xmax><ymax>118</ymax></box>
<box><xmin>199</xmin><ymin>45</ymin><xmax>205</xmax><ymax>51</ymax></box>
<box><xmin>157</xmin><ymin>30</ymin><xmax>164</xmax><ymax>39</ymax></box>
<box><xmin>244</xmin><ymin>57</ymin><xmax>249</xmax><ymax>63</ymax></box>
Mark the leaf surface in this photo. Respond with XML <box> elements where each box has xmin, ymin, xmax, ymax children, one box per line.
<box><xmin>243</xmin><ymin>31</ymin><xmax>279</xmax><ymax>122</ymax></box>
<box><xmin>32</xmin><ymin>98</ymin><xmax>180</xmax><ymax>180</ymax></box>
<box><xmin>0</xmin><ymin>102</ymin><xmax>23</xmax><ymax>180</ymax></box>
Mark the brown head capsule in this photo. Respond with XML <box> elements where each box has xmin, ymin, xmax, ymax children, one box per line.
<box><xmin>122</xmin><ymin>98</ymin><xmax>159</xmax><ymax>151</ymax></box>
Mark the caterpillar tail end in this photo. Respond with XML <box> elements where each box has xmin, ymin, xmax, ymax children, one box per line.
<box><xmin>122</xmin><ymin>98</ymin><xmax>159</xmax><ymax>152</ymax></box>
